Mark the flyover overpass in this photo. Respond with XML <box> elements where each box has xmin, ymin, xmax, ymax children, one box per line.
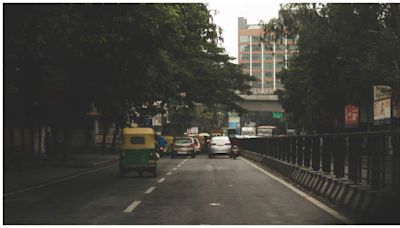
<box><xmin>238</xmin><ymin>94</ymin><xmax>284</xmax><ymax>113</ymax></box>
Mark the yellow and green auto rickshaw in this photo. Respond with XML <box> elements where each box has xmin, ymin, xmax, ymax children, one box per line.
<box><xmin>119</xmin><ymin>128</ymin><xmax>157</xmax><ymax>177</ymax></box>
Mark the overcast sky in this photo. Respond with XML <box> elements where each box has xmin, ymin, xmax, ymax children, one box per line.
<box><xmin>206</xmin><ymin>0</ymin><xmax>282</xmax><ymax>63</ymax></box>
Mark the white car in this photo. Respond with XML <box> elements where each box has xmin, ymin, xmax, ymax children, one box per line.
<box><xmin>208</xmin><ymin>136</ymin><xmax>232</xmax><ymax>158</ymax></box>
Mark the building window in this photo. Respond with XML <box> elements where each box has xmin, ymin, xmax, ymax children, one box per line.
<box><xmin>252</xmin><ymin>45</ymin><xmax>261</xmax><ymax>52</ymax></box>
<box><xmin>240</xmin><ymin>53</ymin><xmax>251</xmax><ymax>61</ymax></box>
<box><xmin>263</xmin><ymin>53</ymin><xmax>273</xmax><ymax>59</ymax></box>
<box><xmin>264</xmin><ymin>72</ymin><xmax>273</xmax><ymax>77</ymax></box>
<box><xmin>264</xmin><ymin>64</ymin><xmax>273</xmax><ymax>70</ymax></box>
<box><xmin>252</xmin><ymin>54</ymin><xmax>262</xmax><ymax>60</ymax></box>
<box><xmin>240</xmin><ymin>63</ymin><xmax>250</xmax><ymax>69</ymax></box>
<box><xmin>264</xmin><ymin>45</ymin><xmax>273</xmax><ymax>51</ymax></box>
<box><xmin>252</xmin><ymin>62</ymin><xmax>262</xmax><ymax>69</ymax></box>
<box><xmin>252</xmin><ymin>72</ymin><xmax>262</xmax><ymax>78</ymax></box>
<box><xmin>251</xmin><ymin>36</ymin><xmax>261</xmax><ymax>42</ymax></box>
<box><xmin>239</xmin><ymin>36</ymin><xmax>250</xmax><ymax>42</ymax></box>
<box><xmin>239</xmin><ymin>44</ymin><xmax>251</xmax><ymax>52</ymax></box>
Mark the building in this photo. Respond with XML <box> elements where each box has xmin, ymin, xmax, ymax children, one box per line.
<box><xmin>238</xmin><ymin>16</ymin><xmax>298</xmax><ymax>94</ymax></box>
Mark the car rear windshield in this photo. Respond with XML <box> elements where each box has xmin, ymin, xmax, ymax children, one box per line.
<box><xmin>211</xmin><ymin>137</ymin><xmax>230</xmax><ymax>143</ymax></box>
<box><xmin>175</xmin><ymin>138</ymin><xmax>192</xmax><ymax>144</ymax></box>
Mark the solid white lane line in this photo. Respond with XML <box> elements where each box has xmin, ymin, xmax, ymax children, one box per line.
<box><xmin>172</xmin><ymin>167</ymin><xmax>178</xmax><ymax>171</ymax></box>
<box><xmin>158</xmin><ymin>178</ymin><xmax>166</xmax><ymax>183</ymax></box>
<box><xmin>166</xmin><ymin>171</ymin><xmax>173</xmax><ymax>176</ymax></box>
<box><xmin>123</xmin><ymin>200</ymin><xmax>141</xmax><ymax>213</ymax></box>
<box><xmin>240</xmin><ymin>157</ymin><xmax>353</xmax><ymax>224</ymax></box>
<box><xmin>144</xmin><ymin>186</ymin><xmax>156</xmax><ymax>194</ymax></box>
<box><xmin>4</xmin><ymin>164</ymin><xmax>117</xmax><ymax>197</ymax></box>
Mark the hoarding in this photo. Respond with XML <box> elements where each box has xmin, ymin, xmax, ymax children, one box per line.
<box><xmin>374</xmin><ymin>99</ymin><xmax>391</xmax><ymax>120</ymax></box>
<box><xmin>228</xmin><ymin>112</ymin><xmax>240</xmax><ymax>129</ymax></box>
<box><xmin>373</xmin><ymin>85</ymin><xmax>391</xmax><ymax>101</ymax></box>
<box><xmin>345</xmin><ymin>104</ymin><xmax>359</xmax><ymax>125</ymax></box>
<box><xmin>373</xmin><ymin>85</ymin><xmax>392</xmax><ymax>123</ymax></box>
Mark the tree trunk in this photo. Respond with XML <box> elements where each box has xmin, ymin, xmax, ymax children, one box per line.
<box><xmin>111</xmin><ymin>123</ymin><xmax>119</xmax><ymax>153</ymax></box>
<box><xmin>101</xmin><ymin>122</ymin><xmax>109</xmax><ymax>151</ymax></box>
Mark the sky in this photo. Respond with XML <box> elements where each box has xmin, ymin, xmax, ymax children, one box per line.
<box><xmin>206</xmin><ymin>0</ymin><xmax>282</xmax><ymax>63</ymax></box>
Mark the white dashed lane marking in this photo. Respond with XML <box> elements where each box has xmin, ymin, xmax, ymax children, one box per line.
<box><xmin>144</xmin><ymin>186</ymin><xmax>156</xmax><ymax>194</ymax></box>
<box><xmin>166</xmin><ymin>171</ymin><xmax>173</xmax><ymax>176</ymax></box>
<box><xmin>123</xmin><ymin>201</ymin><xmax>141</xmax><ymax>213</ymax></box>
<box><xmin>158</xmin><ymin>178</ymin><xmax>166</xmax><ymax>183</ymax></box>
<box><xmin>172</xmin><ymin>167</ymin><xmax>178</xmax><ymax>171</ymax></box>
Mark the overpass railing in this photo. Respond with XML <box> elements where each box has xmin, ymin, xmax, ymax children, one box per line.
<box><xmin>238</xmin><ymin>130</ymin><xmax>400</xmax><ymax>195</ymax></box>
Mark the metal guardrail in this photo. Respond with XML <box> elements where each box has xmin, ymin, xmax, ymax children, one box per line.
<box><xmin>238</xmin><ymin>131</ymin><xmax>400</xmax><ymax>194</ymax></box>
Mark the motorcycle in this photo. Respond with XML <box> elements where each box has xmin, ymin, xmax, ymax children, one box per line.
<box><xmin>231</xmin><ymin>145</ymin><xmax>239</xmax><ymax>159</ymax></box>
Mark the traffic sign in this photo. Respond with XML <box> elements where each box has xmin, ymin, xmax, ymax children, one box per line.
<box><xmin>272</xmin><ymin>112</ymin><xmax>284</xmax><ymax>119</ymax></box>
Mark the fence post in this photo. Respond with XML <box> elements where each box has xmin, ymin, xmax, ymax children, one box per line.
<box><xmin>368</xmin><ymin>134</ymin><xmax>384</xmax><ymax>190</ymax></box>
<box><xmin>348</xmin><ymin>135</ymin><xmax>362</xmax><ymax>184</ymax></box>
<box><xmin>392</xmin><ymin>132</ymin><xmax>400</xmax><ymax>194</ymax></box>
<box><xmin>322</xmin><ymin>136</ymin><xmax>332</xmax><ymax>174</ymax></box>
<box><xmin>334</xmin><ymin>135</ymin><xmax>345</xmax><ymax>178</ymax></box>
<box><xmin>285</xmin><ymin>137</ymin><xmax>292</xmax><ymax>163</ymax></box>
<box><xmin>297</xmin><ymin>136</ymin><xmax>304</xmax><ymax>166</ymax></box>
<box><xmin>304</xmin><ymin>136</ymin><xmax>311</xmax><ymax>168</ymax></box>
<box><xmin>312</xmin><ymin>136</ymin><xmax>321</xmax><ymax>171</ymax></box>
<box><xmin>291</xmin><ymin>137</ymin><xmax>297</xmax><ymax>164</ymax></box>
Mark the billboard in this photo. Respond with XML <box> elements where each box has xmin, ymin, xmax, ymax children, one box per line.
<box><xmin>228</xmin><ymin>112</ymin><xmax>240</xmax><ymax>129</ymax></box>
<box><xmin>373</xmin><ymin>85</ymin><xmax>392</xmax><ymax>123</ymax></box>
<box><xmin>374</xmin><ymin>99</ymin><xmax>391</xmax><ymax>120</ymax></box>
<box><xmin>374</xmin><ymin>85</ymin><xmax>391</xmax><ymax>100</ymax></box>
<box><xmin>345</xmin><ymin>104</ymin><xmax>359</xmax><ymax>125</ymax></box>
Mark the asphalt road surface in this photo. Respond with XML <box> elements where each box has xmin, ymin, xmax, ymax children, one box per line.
<box><xmin>3</xmin><ymin>155</ymin><xmax>347</xmax><ymax>225</ymax></box>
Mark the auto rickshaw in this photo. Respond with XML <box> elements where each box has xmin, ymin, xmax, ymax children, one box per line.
<box><xmin>119</xmin><ymin>128</ymin><xmax>157</xmax><ymax>177</ymax></box>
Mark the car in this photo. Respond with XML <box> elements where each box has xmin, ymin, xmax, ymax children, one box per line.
<box><xmin>193</xmin><ymin>138</ymin><xmax>201</xmax><ymax>154</ymax></box>
<box><xmin>171</xmin><ymin>137</ymin><xmax>196</xmax><ymax>158</ymax></box>
<box><xmin>208</xmin><ymin>136</ymin><xmax>232</xmax><ymax>158</ymax></box>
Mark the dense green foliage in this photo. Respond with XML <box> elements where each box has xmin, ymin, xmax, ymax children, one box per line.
<box><xmin>262</xmin><ymin>3</ymin><xmax>400</xmax><ymax>132</ymax></box>
<box><xmin>4</xmin><ymin>3</ymin><xmax>251</xmax><ymax>130</ymax></box>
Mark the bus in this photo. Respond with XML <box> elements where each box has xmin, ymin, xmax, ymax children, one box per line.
<box><xmin>256</xmin><ymin>125</ymin><xmax>278</xmax><ymax>137</ymax></box>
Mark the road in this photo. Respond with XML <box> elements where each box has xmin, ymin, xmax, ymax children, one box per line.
<box><xmin>3</xmin><ymin>155</ymin><xmax>347</xmax><ymax>225</ymax></box>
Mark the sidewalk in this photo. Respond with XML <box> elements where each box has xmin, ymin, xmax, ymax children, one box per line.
<box><xmin>4</xmin><ymin>149</ymin><xmax>119</xmax><ymax>195</ymax></box>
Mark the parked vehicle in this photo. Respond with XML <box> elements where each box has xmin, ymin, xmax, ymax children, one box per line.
<box><xmin>193</xmin><ymin>138</ymin><xmax>201</xmax><ymax>154</ymax></box>
<box><xmin>256</xmin><ymin>125</ymin><xmax>278</xmax><ymax>137</ymax></box>
<box><xmin>208</xmin><ymin>136</ymin><xmax>232</xmax><ymax>158</ymax></box>
<box><xmin>119</xmin><ymin>128</ymin><xmax>157</xmax><ymax>177</ymax></box>
<box><xmin>241</xmin><ymin>126</ymin><xmax>256</xmax><ymax>138</ymax></box>
<box><xmin>172</xmin><ymin>137</ymin><xmax>196</xmax><ymax>158</ymax></box>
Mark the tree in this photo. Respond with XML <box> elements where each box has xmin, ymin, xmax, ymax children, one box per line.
<box><xmin>261</xmin><ymin>3</ymin><xmax>400</xmax><ymax>132</ymax></box>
